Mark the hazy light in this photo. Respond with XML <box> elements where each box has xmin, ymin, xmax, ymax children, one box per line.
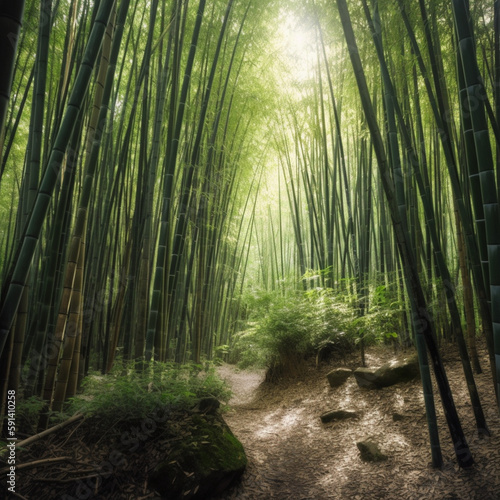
<box><xmin>276</xmin><ymin>9</ymin><xmax>317</xmax><ymax>84</ymax></box>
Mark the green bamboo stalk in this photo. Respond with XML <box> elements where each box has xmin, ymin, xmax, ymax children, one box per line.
<box><xmin>0</xmin><ymin>68</ymin><xmax>34</xmax><ymax>181</ymax></box>
<box><xmin>0</xmin><ymin>0</ymin><xmax>37</xmax><ymax>168</ymax></box>
<box><xmin>337</xmin><ymin>0</ymin><xmax>473</xmax><ymax>468</ymax></box>
<box><xmin>51</xmin><ymin>220</ymin><xmax>85</xmax><ymax>412</ymax></box>
<box><xmin>144</xmin><ymin>0</ymin><xmax>207</xmax><ymax>363</ymax></box>
<box><xmin>452</xmin><ymin>0</ymin><xmax>500</xmax><ymax>412</ymax></box>
<box><xmin>365</xmin><ymin>0</ymin><xmax>489</xmax><ymax>435</ymax></box>
<box><xmin>164</xmin><ymin>0</ymin><xmax>236</xmax><ymax>362</ymax></box>
<box><xmin>495</xmin><ymin>0</ymin><xmax>500</xmax><ymax>201</ymax></box>
<box><xmin>0</xmin><ymin>0</ymin><xmax>26</xmax><ymax>160</ymax></box>
<box><xmin>3</xmin><ymin>0</ymin><xmax>52</xmax><ymax>401</ymax></box>
<box><xmin>398</xmin><ymin>0</ymin><xmax>497</xmax><ymax>395</ymax></box>
<box><xmin>0</xmin><ymin>0</ymin><xmax>116</xmax><ymax>358</ymax></box>
<box><xmin>40</xmin><ymin>1</ymin><xmax>118</xmax><ymax>410</ymax></box>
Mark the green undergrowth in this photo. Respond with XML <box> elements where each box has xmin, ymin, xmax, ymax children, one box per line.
<box><xmin>231</xmin><ymin>287</ymin><xmax>358</xmax><ymax>378</ymax></box>
<box><xmin>231</xmin><ymin>280</ymin><xmax>404</xmax><ymax>380</ymax></box>
<box><xmin>11</xmin><ymin>396</ymin><xmax>47</xmax><ymax>435</ymax></box>
<box><xmin>8</xmin><ymin>362</ymin><xmax>231</xmax><ymax>436</ymax></box>
<box><xmin>66</xmin><ymin>362</ymin><xmax>232</xmax><ymax>426</ymax></box>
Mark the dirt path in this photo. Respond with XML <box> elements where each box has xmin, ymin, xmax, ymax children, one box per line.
<box><xmin>217</xmin><ymin>346</ymin><xmax>500</xmax><ymax>499</ymax></box>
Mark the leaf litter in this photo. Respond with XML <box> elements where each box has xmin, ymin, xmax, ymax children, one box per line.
<box><xmin>217</xmin><ymin>341</ymin><xmax>500</xmax><ymax>499</ymax></box>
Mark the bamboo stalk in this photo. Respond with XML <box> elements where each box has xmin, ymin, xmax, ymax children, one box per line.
<box><xmin>337</xmin><ymin>0</ymin><xmax>473</xmax><ymax>468</ymax></box>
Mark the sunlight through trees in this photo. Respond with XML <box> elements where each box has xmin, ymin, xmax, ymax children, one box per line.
<box><xmin>1</xmin><ymin>0</ymin><xmax>500</xmax><ymax>473</ymax></box>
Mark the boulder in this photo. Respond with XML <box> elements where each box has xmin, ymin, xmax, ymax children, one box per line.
<box><xmin>149</xmin><ymin>413</ymin><xmax>246</xmax><ymax>499</ymax></box>
<box><xmin>326</xmin><ymin>368</ymin><xmax>353</xmax><ymax>388</ymax></box>
<box><xmin>353</xmin><ymin>367</ymin><xmax>379</xmax><ymax>389</ymax></box>
<box><xmin>320</xmin><ymin>409</ymin><xmax>358</xmax><ymax>423</ymax></box>
<box><xmin>353</xmin><ymin>354</ymin><xmax>419</xmax><ymax>389</ymax></box>
<box><xmin>357</xmin><ymin>439</ymin><xmax>388</xmax><ymax>462</ymax></box>
<box><xmin>375</xmin><ymin>354</ymin><xmax>419</xmax><ymax>387</ymax></box>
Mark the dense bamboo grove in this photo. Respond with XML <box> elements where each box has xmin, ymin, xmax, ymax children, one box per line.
<box><xmin>0</xmin><ymin>0</ymin><xmax>274</xmax><ymax>421</ymax></box>
<box><xmin>1</xmin><ymin>0</ymin><xmax>500</xmax><ymax>468</ymax></box>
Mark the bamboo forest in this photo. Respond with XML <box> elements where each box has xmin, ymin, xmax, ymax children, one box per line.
<box><xmin>3</xmin><ymin>0</ymin><xmax>500</xmax><ymax>498</ymax></box>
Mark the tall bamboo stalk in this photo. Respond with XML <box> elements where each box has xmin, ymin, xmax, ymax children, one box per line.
<box><xmin>0</xmin><ymin>0</ymin><xmax>26</xmax><ymax>160</ymax></box>
<box><xmin>337</xmin><ymin>0</ymin><xmax>473</xmax><ymax>468</ymax></box>
<box><xmin>0</xmin><ymin>0</ymin><xmax>116</xmax><ymax>358</ymax></box>
<box><xmin>364</xmin><ymin>0</ymin><xmax>488</xmax><ymax>436</ymax></box>
<box><xmin>452</xmin><ymin>0</ymin><xmax>500</xmax><ymax>412</ymax></box>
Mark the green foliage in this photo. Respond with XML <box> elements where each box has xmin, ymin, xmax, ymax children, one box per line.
<box><xmin>14</xmin><ymin>396</ymin><xmax>46</xmax><ymax>434</ymax></box>
<box><xmin>231</xmin><ymin>286</ymin><xmax>358</xmax><ymax>377</ymax></box>
<box><xmin>353</xmin><ymin>284</ymin><xmax>403</xmax><ymax>345</ymax></box>
<box><xmin>232</xmin><ymin>276</ymin><xmax>406</xmax><ymax>377</ymax></box>
<box><xmin>304</xmin><ymin>287</ymin><xmax>358</xmax><ymax>351</ymax></box>
<box><xmin>229</xmin><ymin>324</ymin><xmax>267</xmax><ymax>369</ymax></box>
<box><xmin>67</xmin><ymin>362</ymin><xmax>231</xmax><ymax>425</ymax></box>
<box><xmin>257</xmin><ymin>293</ymin><xmax>313</xmax><ymax>363</ymax></box>
<box><xmin>213</xmin><ymin>344</ymin><xmax>231</xmax><ymax>365</ymax></box>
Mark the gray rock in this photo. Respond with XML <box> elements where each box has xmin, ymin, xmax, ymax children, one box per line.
<box><xmin>357</xmin><ymin>439</ymin><xmax>388</xmax><ymax>462</ymax></box>
<box><xmin>326</xmin><ymin>368</ymin><xmax>353</xmax><ymax>388</ymax></box>
<box><xmin>353</xmin><ymin>354</ymin><xmax>419</xmax><ymax>389</ymax></box>
<box><xmin>353</xmin><ymin>367</ymin><xmax>379</xmax><ymax>389</ymax></box>
<box><xmin>374</xmin><ymin>354</ymin><xmax>419</xmax><ymax>387</ymax></box>
<box><xmin>320</xmin><ymin>409</ymin><xmax>358</xmax><ymax>423</ymax></box>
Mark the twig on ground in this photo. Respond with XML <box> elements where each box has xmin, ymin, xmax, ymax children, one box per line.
<box><xmin>0</xmin><ymin>456</ymin><xmax>72</xmax><ymax>474</ymax></box>
<box><xmin>36</xmin><ymin>473</ymin><xmax>102</xmax><ymax>483</ymax></box>
<box><xmin>8</xmin><ymin>414</ymin><xmax>85</xmax><ymax>453</ymax></box>
<box><xmin>8</xmin><ymin>491</ymin><xmax>29</xmax><ymax>500</ymax></box>
<box><xmin>60</xmin><ymin>416</ymin><xmax>86</xmax><ymax>447</ymax></box>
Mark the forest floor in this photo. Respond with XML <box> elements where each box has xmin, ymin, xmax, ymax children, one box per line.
<box><xmin>216</xmin><ymin>342</ymin><xmax>500</xmax><ymax>500</ymax></box>
<box><xmin>4</xmin><ymin>341</ymin><xmax>500</xmax><ymax>499</ymax></box>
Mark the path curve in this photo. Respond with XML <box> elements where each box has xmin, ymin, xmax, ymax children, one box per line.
<box><xmin>217</xmin><ymin>347</ymin><xmax>500</xmax><ymax>499</ymax></box>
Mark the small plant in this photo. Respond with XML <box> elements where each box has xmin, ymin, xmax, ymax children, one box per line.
<box><xmin>305</xmin><ymin>287</ymin><xmax>358</xmax><ymax>353</ymax></box>
<box><xmin>258</xmin><ymin>294</ymin><xmax>313</xmax><ymax>380</ymax></box>
<box><xmin>214</xmin><ymin>344</ymin><xmax>230</xmax><ymax>365</ymax></box>
<box><xmin>229</xmin><ymin>325</ymin><xmax>267</xmax><ymax>369</ymax></box>
<box><xmin>354</xmin><ymin>284</ymin><xmax>403</xmax><ymax>346</ymax></box>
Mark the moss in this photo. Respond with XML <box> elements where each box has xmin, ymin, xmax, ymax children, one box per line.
<box><xmin>149</xmin><ymin>412</ymin><xmax>247</xmax><ymax>499</ymax></box>
<box><xmin>189</xmin><ymin>413</ymin><xmax>247</xmax><ymax>473</ymax></box>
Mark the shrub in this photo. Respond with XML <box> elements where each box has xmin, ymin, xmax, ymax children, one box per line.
<box><xmin>258</xmin><ymin>294</ymin><xmax>314</xmax><ymax>380</ymax></box>
<box><xmin>305</xmin><ymin>287</ymin><xmax>358</xmax><ymax>353</ymax></box>
<box><xmin>232</xmin><ymin>276</ymin><xmax>407</xmax><ymax>379</ymax></box>
<box><xmin>231</xmin><ymin>287</ymin><xmax>357</xmax><ymax>380</ymax></box>
<box><xmin>67</xmin><ymin>362</ymin><xmax>231</xmax><ymax>425</ymax></box>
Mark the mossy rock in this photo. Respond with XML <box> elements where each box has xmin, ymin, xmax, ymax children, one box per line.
<box><xmin>149</xmin><ymin>413</ymin><xmax>247</xmax><ymax>499</ymax></box>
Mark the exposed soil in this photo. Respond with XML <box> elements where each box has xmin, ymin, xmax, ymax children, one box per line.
<box><xmin>217</xmin><ymin>343</ymin><xmax>500</xmax><ymax>499</ymax></box>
